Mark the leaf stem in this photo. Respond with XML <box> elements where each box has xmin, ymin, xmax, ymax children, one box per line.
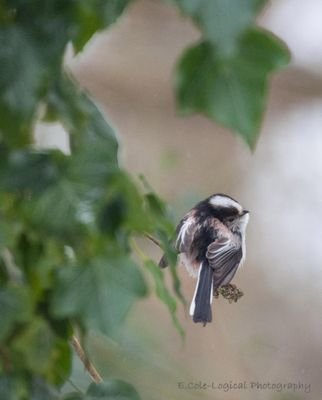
<box><xmin>71</xmin><ymin>335</ymin><xmax>102</xmax><ymax>384</ymax></box>
<box><xmin>144</xmin><ymin>233</ymin><xmax>162</xmax><ymax>248</ymax></box>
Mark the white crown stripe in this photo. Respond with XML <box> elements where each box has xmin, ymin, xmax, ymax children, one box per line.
<box><xmin>209</xmin><ymin>195</ymin><xmax>242</xmax><ymax>213</ymax></box>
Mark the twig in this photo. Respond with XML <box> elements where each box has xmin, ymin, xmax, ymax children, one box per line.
<box><xmin>144</xmin><ymin>233</ymin><xmax>162</xmax><ymax>248</ymax></box>
<box><xmin>71</xmin><ymin>335</ymin><xmax>102</xmax><ymax>384</ymax></box>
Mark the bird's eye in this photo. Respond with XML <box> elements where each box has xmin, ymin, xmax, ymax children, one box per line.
<box><xmin>226</xmin><ymin>216</ymin><xmax>235</xmax><ymax>222</ymax></box>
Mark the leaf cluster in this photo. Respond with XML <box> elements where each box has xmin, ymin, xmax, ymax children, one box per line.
<box><xmin>173</xmin><ymin>0</ymin><xmax>290</xmax><ymax>148</ymax></box>
<box><xmin>0</xmin><ymin>1</ymin><xmax>182</xmax><ymax>398</ymax></box>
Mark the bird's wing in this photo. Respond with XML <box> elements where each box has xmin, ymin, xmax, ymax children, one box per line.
<box><xmin>206</xmin><ymin>237</ymin><xmax>242</xmax><ymax>288</ymax></box>
<box><xmin>176</xmin><ymin>211</ymin><xmax>198</xmax><ymax>255</ymax></box>
<box><xmin>159</xmin><ymin>211</ymin><xmax>198</xmax><ymax>268</ymax></box>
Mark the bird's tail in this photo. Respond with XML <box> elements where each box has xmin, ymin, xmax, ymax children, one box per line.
<box><xmin>189</xmin><ymin>260</ymin><xmax>214</xmax><ymax>326</ymax></box>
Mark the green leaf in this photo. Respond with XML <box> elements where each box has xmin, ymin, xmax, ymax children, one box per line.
<box><xmin>12</xmin><ymin>318</ymin><xmax>55</xmax><ymax>374</ymax></box>
<box><xmin>0</xmin><ymin>1</ymin><xmax>78</xmax><ymax>146</ymax></box>
<box><xmin>47</xmin><ymin>75</ymin><xmax>119</xmax><ymax>194</ymax></box>
<box><xmin>140</xmin><ymin>175</ymin><xmax>176</xmax><ymax>237</ymax></box>
<box><xmin>86</xmin><ymin>379</ymin><xmax>141</xmax><ymax>400</ymax></box>
<box><xmin>144</xmin><ymin>193</ymin><xmax>166</xmax><ymax>216</ymax></box>
<box><xmin>175</xmin><ymin>29</ymin><xmax>290</xmax><ymax>148</ymax></box>
<box><xmin>72</xmin><ymin>0</ymin><xmax>133</xmax><ymax>52</ymax></box>
<box><xmin>0</xmin><ymin>26</ymin><xmax>44</xmax><ymax>145</ymax></box>
<box><xmin>12</xmin><ymin>2</ymin><xmax>74</xmax><ymax>67</ymax></box>
<box><xmin>0</xmin><ymin>375</ymin><xmax>28</xmax><ymax>400</ymax></box>
<box><xmin>238</xmin><ymin>28</ymin><xmax>291</xmax><ymax>71</ymax></box>
<box><xmin>0</xmin><ymin>0</ymin><xmax>130</xmax><ymax>145</ymax></box>
<box><xmin>25</xmin><ymin>179</ymin><xmax>85</xmax><ymax>237</ymax></box>
<box><xmin>174</xmin><ymin>0</ymin><xmax>265</xmax><ymax>55</ymax></box>
<box><xmin>30</xmin><ymin>378</ymin><xmax>59</xmax><ymax>400</ymax></box>
<box><xmin>0</xmin><ymin>148</ymin><xmax>63</xmax><ymax>194</ymax></box>
<box><xmin>11</xmin><ymin>317</ymin><xmax>71</xmax><ymax>385</ymax></box>
<box><xmin>46</xmin><ymin>340</ymin><xmax>72</xmax><ymax>386</ymax></box>
<box><xmin>0</xmin><ymin>285</ymin><xmax>33</xmax><ymax>341</ymax></box>
<box><xmin>98</xmin><ymin>195</ymin><xmax>128</xmax><ymax>237</ymax></box>
<box><xmin>156</xmin><ymin>230</ymin><xmax>186</xmax><ymax>310</ymax></box>
<box><xmin>51</xmin><ymin>255</ymin><xmax>148</xmax><ymax>335</ymax></box>
<box><xmin>15</xmin><ymin>235</ymin><xmax>61</xmax><ymax>295</ymax></box>
<box><xmin>97</xmin><ymin>172</ymin><xmax>156</xmax><ymax>236</ymax></box>
<box><xmin>61</xmin><ymin>380</ymin><xmax>141</xmax><ymax>400</ymax></box>
<box><xmin>144</xmin><ymin>260</ymin><xmax>184</xmax><ymax>338</ymax></box>
<box><xmin>62</xmin><ymin>393</ymin><xmax>85</xmax><ymax>400</ymax></box>
<box><xmin>0</xmin><ymin>375</ymin><xmax>59</xmax><ymax>400</ymax></box>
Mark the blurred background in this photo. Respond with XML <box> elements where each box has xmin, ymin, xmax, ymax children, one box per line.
<box><xmin>38</xmin><ymin>0</ymin><xmax>322</xmax><ymax>399</ymax></box>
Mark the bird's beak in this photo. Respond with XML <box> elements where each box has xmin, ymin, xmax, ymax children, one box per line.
<box><xmin>242</xmin><ymin>210</ymin><xmax>250</xmax><ymax>215</ymax></box>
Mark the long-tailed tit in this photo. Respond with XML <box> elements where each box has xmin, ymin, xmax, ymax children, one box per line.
<box><xmin>159</xmin><ymin>194</ymin><xmax>249</xmax><ymax>326</ymax></box>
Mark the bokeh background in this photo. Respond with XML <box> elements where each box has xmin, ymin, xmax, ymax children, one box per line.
<box><xmin>38</xmin><ymin>0</ymin><xmax>322</xmax><ymax>399</ymax></box>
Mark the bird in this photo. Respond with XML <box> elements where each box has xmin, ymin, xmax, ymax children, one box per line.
<box><xmin>159</xmin><ymin>193</ymin><xmax>249</xmax><ymax>326</ymax></box>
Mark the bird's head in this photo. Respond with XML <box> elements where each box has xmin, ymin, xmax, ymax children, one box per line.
<box><xmin>208</xmin><ymin>194</ymin><xmax>250</xmax><ymax>233</ymax></box>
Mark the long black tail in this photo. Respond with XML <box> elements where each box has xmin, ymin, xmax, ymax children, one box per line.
<box><xmin>190</xmin><ymin>261</ymin><xmax>214</xmax><ymax>326</ymax></box>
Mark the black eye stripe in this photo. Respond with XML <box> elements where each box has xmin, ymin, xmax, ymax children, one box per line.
<box><xmin>195</xmin><ymin>201</ymin><xmax>241</xmax><ymax>222</ymax></box>
<box><xmin>217</xmin><ymin>207</ymin><xmax>239</xmax><ymax>217</ymax></box>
